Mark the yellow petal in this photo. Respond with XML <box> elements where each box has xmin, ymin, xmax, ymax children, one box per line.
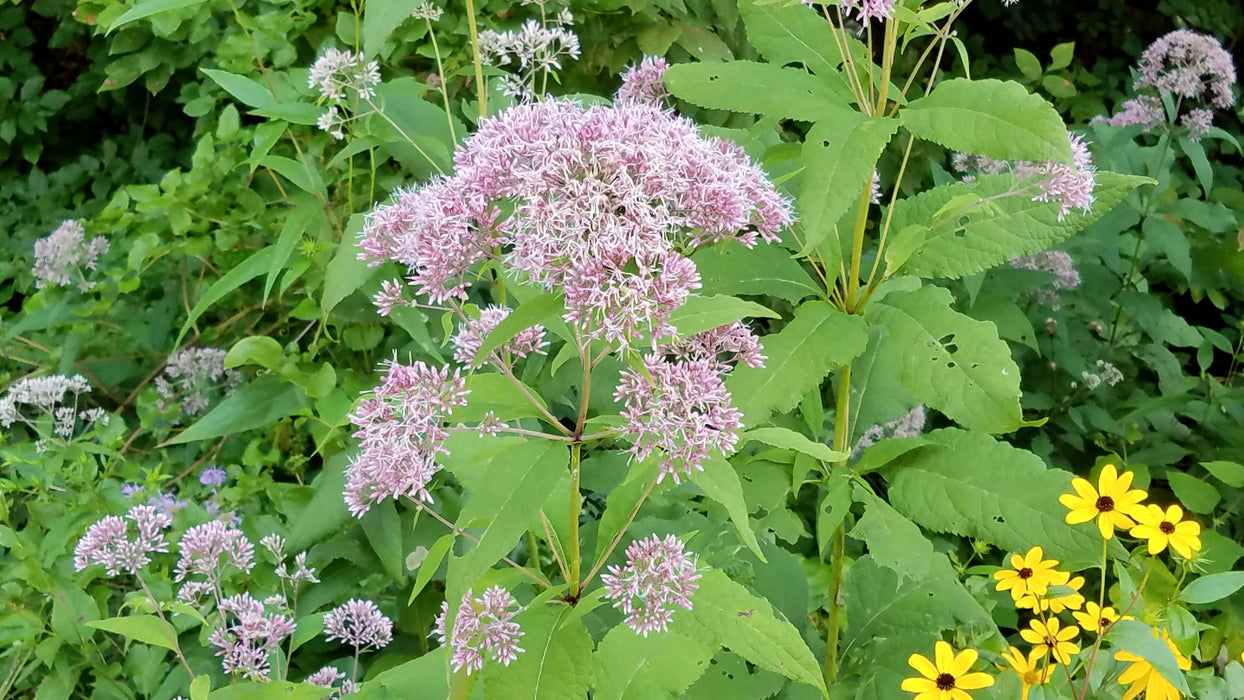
<box><xmin>956</xmin><ymin>671</ymin><xmax>995</xmax><ymax>690</ymax></box>
<box><xmin>1098</xmin><ymin>464</ymin><xmax>1119</xmax><ymax>493</ymax></box>
<box><xmin>901</xmin><ymin>677</ymin><xmax>938</xmax><ymax>692</ymax></box>
<box><xmin>934</xmin><ymin>641</ymin><xmax>954</xmax><ymax>673</ymax></box>
<box><xmin>1064</xmin><ymin>506</ymin><xmax>1098</xmax><ymax>525</ymax></box>
<box><xmin>1097</xmin><ymin>515</ymin><xmax>1115</xmax><ymax>539</ymax></box>
<box><xmin>1165</xmin><ymin>504</ymin><xmax>1183</xmax><ymax>522</ymax></box>
<box><xmin>908</xmin><ymin>653</ymin><xmax>938</xmax><ymax>680</ymax></box>
<box><xmin>949</xmin><ymin>648</ymin><xmax>978</xmax><ymax>677</ymax></box>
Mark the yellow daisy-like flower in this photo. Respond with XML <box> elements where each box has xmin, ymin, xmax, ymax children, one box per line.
<box><xmin>999</xmin><ymin>646</ymin><xmax>1054</xmax><ymax>700</ymax></box>
<box><xmin>1129</xmin><ymin>504</ymin><xmax>1201</xmax><ymax>559</ymax></box>
<box><xmin>1015</xmin><ymin>571</ymin><xmax>1085</xmax><ymax>613</ymax></box>
<box><xmin>1019</xmin><ymin>618</ymin><xmax>1080</xmax><ymax>665</ymax></box>
<box><xmin>1072</xmin><ymin>600</ymin><xmax>1130</xmax><ymax>634</ymax></box>
<box><xmin>994</xmin><ymin>546</ymin><xmax>1062</xmax><ymax>601</ymax></box>
<box><xmin>1114</xmin><ymin>629</ymin><xmax>1192</xmax><ymax>700</ymax></box>
<box><xmin>1059</xmin><ymin>463</ymin><xmax>1147</xmax><ymax>539</ymax></box>
<box><xmin>901</xmin><ymin>641</ymin><xmax>996</xmax><ymax>700</ymax></box>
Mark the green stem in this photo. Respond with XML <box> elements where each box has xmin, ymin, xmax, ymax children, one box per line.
<box><xmin>823</xmin><ymin>363</ymin><xmax>852</xmax><ymax>684</ymax></box>
<box><xmin>568</xmin><ymin>442</ymin><xmax>582</xmax><ymax>599</ymax></box>
<box><xmin>464</xmin><ymin>0</ymin><xmax>487</xmax><ymax>119</ymax></box>
<box><xmin>1077</xmin><ymin>536</ymin><xmax>1111</xmax><ymax>700</ymax></box>
<box><xmin>136</xmin><ymin>574</ymin><xmax>195</xmax><ymax>679</ymax></box>
<box><xmin>426</xmin><ymin>19</ymin><xmax>457</xmax><ymax>144</ymax></box>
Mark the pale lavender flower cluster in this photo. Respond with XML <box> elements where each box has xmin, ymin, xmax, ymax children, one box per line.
<box><xmin>73</xmin><ymin>505</ymin><xmax>173</xmax><ymax>576</ymax></box>
<box><xmin>156</xmin><ymin>347</ymin><xmax>242</xmax><ymax>417</ymax></box>
<box><xmin>1076</xmin><ymin>359</ymin><xmax>1124</xmax><ymax>390</ymax></box>
<box><xmin>1097</xmin><ymin>30</ymin><xmax>1236</xmax><ymax>141</ymax></box>
<box><xmin>661</xmin><ymin>321</ymin><xmax>766</xmax><ymax>371</ymax></box>
<box><xmin>209</xmin><ymin>593</ymin><xmax>296</xmax><ymax>680</ymax></box>
<box><xmin>344</xmin><ymin>359</ymin><xmax>469</xmax><ymax>517</ymax></box>
<box><xmin>852</xmin><ymin>405</ymin><xmax>927</xmax><ymax>457</ymax></box>
<box><xmin>359</xmin><ymin>97</ymin><xmax>792</xmax><ymax>348</ymax></box>
<box><xmin>308</xmin><ymin>47</ymin><xmax>382</xmax><ymax>140</ymax></box>
<box><xmin>0</xmin><ymin>374</ymin><xmax>105</xmax><ymax>443</ymax></box>
<box><xmin>410</xmin><ymin>1</ymin><xmax>443</xmax><ymax>21</ymax></box>
<box><xmin>434</xmin><ymin>587</ymin><xmax>525</xmax><ymax>675</ymax></box>
<box><xmin>200</xmin><ymin>466</ymin><xmax>228</xmax><ymax>487</ymax></box>
<box><xmin>452</xmin><ymin>306</ymin><xmax>549</xmax><ymax>366</ymax></box>
<box><xmin>174</xmin><ymin>520</ymin><xmax>256</xmax><ymax>586</ymax></box>
<box><xmin>1010</xmin><ymin>249</ymin><xmax>1081</xmax><ymax>309</ymax></box>
<box><xmin>616</xmin><ymin>56</ymin><xmax>669</xmax><ymax>107</ymax></box>
<box><xmin>32</xmin><ymin>220</ymin><xmax>110</xmax><ymax>291</ymax></box>
<box><xmin>614</xmin><ymin>353</ymin><xmax>744</xmax><ymax>483</ymax></box>
<box><xmin>954</xmin><ymin>133</ymin><xmax>1096</xmax><ymax>221</ymax></box>
<box><xmin>478</xmin><ymin>14</ymin><xmax>579</xmax><ymax>98</ymax></box>
<box><xmin>601</xmin><ymin>534</ymin><xmax>701</xmax><ymax>636</ymax></box>
<box><xmin>324</xmin><ymin>599</ymin><xmax>394</xmax><ymax>650</ymax></box>
<box><xmin>261</xmin><ymin>535</ymin><xmax>320</xmax><ymax>589</ymax></box>
<box><xmin>839</xmin><ymin>0</ymin><xmax>897</xmax><ymax>23</ymax></box>
<box><xmin>306</xmin><ymin>667</ymin><xmax>357</xmax><ymax>698</ymax></box>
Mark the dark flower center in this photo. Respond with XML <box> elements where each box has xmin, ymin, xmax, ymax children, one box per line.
<box><xmin>1095</xmin><ymin>495</ymin><xmax>1115</xmax><ymax>512</ymax></box>
<box><xmin>936</xmin><ymin>673</ymin><xmax>956</xmax><ymax>690</ymax></box>
<box><xmin>1100</xmin><ymin>614</ymin><xmax>1114</xmax><ymax>627</ymax></box>
<box><xmin>1159</xmin><ymin>521</ymin><xmax>1176</xmax><ymax>534</ymax></box>
<box><xmin>1018</xmin><ymin>567</ymin><xmax>1033</xmax><ymax>579</ymax></box>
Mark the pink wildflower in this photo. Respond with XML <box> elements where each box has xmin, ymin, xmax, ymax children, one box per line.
<box><xmin>324</xmin><ymin>599</ymin><xmax>394</xmax><ymax>650</ymax></box>
<box><xmin>616</xmin><ymin>56</ymin><xmax>669</xmax><ymax>106</ymax></box>
<box><xmin>840</xmin><ymin>0</ymin><xmax>897</xmax><ymax>22</ymax></box>
<box><xmin>1014</xmin><ymin>132</ymin><xmax>1096</xmax><ymax>220</ymax></box>
<box><xmin>601</xmin><ymin>534</ymin><xmax>701</xmax><ymax>636</ymax></box>
<box><xmin>434</xmin><ymin>587</ymin><xmax>525</xmax><ymax>675</ymax></box>
<box><xmin>1180</xmin><ymin>108</ymin><xmax>1213</xmax><ymax>141</ymax></box>
<box><xmin>174</xmin><ymin>521</ymin><xmax>255</xmax><ymax>584</ymax></box>
<box><xmin>209</xmin><ymin>593</ymin><xmax>295</xmax><ymax>680</ymax></box>
<box><xmin>73</xmin><ymin>505</ymin><xmax>173</xmax><ymax>576</ymax></box>
<box><xmin>452</xmin><ymin>306</ymin><xmax>549</xmax><ymax>366</ymax></box>
<box><xmin>1095</xmin><ymin>94</ymin><xmax>1167</xmax><ymax>131</ymax></box>
<box><xmin>661</xmin><ymin>321</ymin><xmax>766</xmax><ymax>371</ymax></box>
<box><xmin>1135</xmin><ymin>30</ymin><xmax>1236</xmax><ymax>111</ymax></box>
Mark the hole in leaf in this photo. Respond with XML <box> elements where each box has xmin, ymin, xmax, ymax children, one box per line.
<box><xmin>947</xmin><ymin>361</ymin><xmax>956</xmax><ymax>368</ymax></box>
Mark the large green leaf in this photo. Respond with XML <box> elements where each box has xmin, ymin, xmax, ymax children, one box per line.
<box><xmin>474</xmin><ymin>293</ymin><xmax>565</xmax><ymax>365</ymax></box>
<box><xmin>888</xmin><ymin>172</ymin><xmax>1149</xmax><ymax>279</ymax></box>
<box><xmin>849</xmin><ymin>487</ymin><xmax>936</xmax><ymax>582</ymax></box>
<box><xmin>322</xmin><ymin>215</ymin><xmax>378</xmax><ymax>314</ymax></box>
<box><xmin>1107</xmin><ymin>621</ymin><xmax>1190</xmax><ymax>695</ymax></box>
<box><xmin>374</xmin><ymin>79</ymin><xmax>460</xmax><ymax>177</ymax></box>
<box><xmin>361</xmin><ymin>500</ymin><xmax>405</xmax><ymax>584</ymax></box>
<box><xmin>287</xmin><ymin>452</ymin><xmax>352</xmax><ymax>552</ymax></box>
<box><xmin>1180</xmin><ymin>572</ymin><xmax>1244</xmax><ymax>605</ymax></box>
<box><xmin>867</xmin><ymin>286</ymin><xmax>1021</xmax><ymax>433</ymax></box>
<box><xmin>738</xmin><ymin>0</ymin><xmax>841</xmax><ymax>73</ymax></box>
<box><xmin>352</xmin><ymin>649</ymin><xmax>448</xmax><ymax>700</ymax></box>
<box><xmin>109</xmin><ymin>0</ymin><xmax>207</xmax><ymax>32</ymax></box>
<box><xmin>799</xmin><ymin>112</ymin><xmax>899</xmax><ymax>254</ymax></box>
<box><xmin>446</xmin><ymin>439</ymin><xmax>568</xmax><ymax>605</ymax></box>
<box><xmin>738</xmin><ymin>427</ymin><xmax>844</xmax><ymax>463</ymax></box>
<box><xmin>483</xmin><ymin>604</ymin><xmax>594</xmax><ymax>699</ymax></box>
<box><xmin>885</xmin><ymin>428</ymin><xmax>1106</xmax><ymax>567</ymax></box>
<box><xmin>691</xmin><ymin>242</ymin><xmax>821</xmax><ymax>303</ymax></box>
<box><xmin>594</xmin><ymin>625</ymin><xmax>716</xmax><ymax>700</ymax></box>
<box><xmin>201</xmin><ymin>68</ymin><xmax>274</xmax><ymax>109</ymax></box>
<box><xmin>206</xmin><ymin>683</ymin><xmax>329</xmax><ymax>700</ymax></box>
<box><xmin>899</xmin><ymin>78</ymin><xmax>1071</xmax><ymax>163</ymax></box>
<box><xmin>692</xmin><ymin>455</ymin><xmax>765</xmax><ymax>560</ymax></box>
<box><xmin>727</xmin><ymin>302</ymin><xmax>868</xmax><ymax>425</ymax></box>
<box><xmin>164</xmin><ymin>375</ymin><xmax>308</xmax><ymax>445</ymax></box>
<box><xmin>86</xmin><ymin>616</ymin><xmax>178</xmax><ymax>651</ymax></box>
<box><xmin>362</xmin><ymin>0</ymin><xmax>424</xmax><ymax>56</ymax></box>
<box><xmin>680</xmin><ymin>570</ymin><xmax>827</xmax><ymax>697</ymax></box>
<box><xmin>669</xmin><ymin>295</ymin><xmax>777</xmax><ymax>337</ymax></box>
<box><xmin>664</xmin><ymin>61</ymin><xmax>849</xmax><ymax>121</ymax></box>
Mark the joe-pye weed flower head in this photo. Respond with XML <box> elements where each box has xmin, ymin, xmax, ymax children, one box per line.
<box><xmin>32</xmin><ymin>219</ymin><xmax>110</xmax><ymax>291</ymax></box>
<box><xmin>601</xmin><ymin>534</ymin><xmax>701</xmax><ymax>636</ymax></box>
<box><xmin>435</xmin><ymin>586</ymin><xmax>525</xmax><ymax>675</ymax></box>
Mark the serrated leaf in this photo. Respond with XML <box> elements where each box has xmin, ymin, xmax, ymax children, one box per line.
<box><xmin>669</xmin><ymin>295</ymin><xmax>778</xmax><ymax>337</ymax></box>
<box><xmin>1107</xmin><ymin>620</ymin><xmax>1191</xmax><ymax>694</ymax></box>
<box><xmin>594</xmin><ymin>625</ymin><xmax>716</xmax><ymax>700</ymax></box>
<box><xmin>738</xmin><ymin>427</ymin><xmax>844</xmax><ymax>462</ymax></box>
<box><xmin>849</xmin><ymin>487</ymin><xmax>935</xmax><ymax>582</ymax></box>
<box><xmin>886</xmin><ymin>428</ymin><xmax>1106</xmax><ymax>567</ymax></box>
<box><xmin>867</xmin><ymin>286</ymin><xmax>1020</xmax><ymax>433</ymax></box>
<box><xmin>900</xmin><ymin>78</ymin><xmax>1070</xmax><ymax>162</ymax></box>
<box><xmin>680</xmin><ymin>570</ymin><xmax>827</xmax><ymax>696</ymax></box>
<box><xmin>164</xmin><ymin>375</ymin><xmax>307</xmax><ymax>445</ymax></box>
<box><xmin>738</xmin><ymin>0</ymin><xmax>845</xmax><ymax>78</ymax></box>
<box><xmin>362</xmin><ymin>0</ymin><xmax>422</xmax><ymax>56</ymax></box>
<box><xmin>200</xmin><ymin>68</ymin><xmax>274</xmax><ymax>109</ymax></box>
<box><xmin>693</xmin><ymin>456</ymin><xmax>765</xmax><ymax>561</ymax></box>
<box><xmin>474</xmin><ymin>293</ymin><xmax>564</xmax><ymax>365</ymax></box>
<box><xmin>889</xmin><ymin>172</ymin><xmax>1147</xmax><ymax>279</ymax></box>
<box><xmin>483</xmin><ymin>604</ymin><xmax>594</xmax><ymax>699</ymax></box>
<box><xmin>799</xmin><ymin>112</ymin><xmax>899</xmax><ymax>254</ymax></box>
<box><xmin>664</xmin><ymin>61</ymin><xmax>849</xmax><ymax>121</ymax></box>
<box><xmin>86</xmin><ymin>615</ymin><xmax>178</xmax><ymax>651</ymax></box>
<box><xmin>691</xmin><ymin>242</ymin><xmax>821</xmax><ymax>303</ymax></box>
<box><xmin>727</xmin><ymin>302</ymin><xmax>868</xmax><ymax>425</ymax></box>
<box><xmin>1181</xmin><ymin>572</ymin><xmax>1244</xmax><ymax>605</ymax></box>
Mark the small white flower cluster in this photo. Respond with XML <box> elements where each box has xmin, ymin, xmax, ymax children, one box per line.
<box><xmin>308</xmin><ymin>48</ymin><xmax>382</xmax><ymax>140</ymax></box>
<box><xmin>477</xmin><ymin>10</ymin><xmax>579</xmax><ymax>99</ymax></box>
<box><xmin>0</xmin><ymin>374</ymin><xmax>108</xmax><ymax>446</ymax></box>
<box><xmin>155</xmin><ymin>347</ymin><xmax>243</xmax><ymax>418</ymax></box>
<box><xmin>32</xmin><ymin>220</ymin><xmax>110</xmax><ymax>291</ymax></box>
<box><xmin>411</xmin><ymin>1</ymin><xmax>443</xmax><ymax>21</ymax></box>
<box><xmin>1074</xmin><ymin>360</ymin><xmax>1124</xmax><ymax>391</ymax></box>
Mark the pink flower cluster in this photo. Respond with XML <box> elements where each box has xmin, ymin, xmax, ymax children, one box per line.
<box><xmin>174</xmin><ymin>520</ymin><xmax>256</xmax><ymax>586</ymax></box>
<box><xmin>452</xmin><ymin>306</ymin><xmax>549</xmax><ymax>366</ymax></box>
<box><xmin>601</xmin><ymin>534</ymin><xmax>701</xmax><ymax>636</ymax></box>
<box><xmin>662</xmin><ymin>321</ymin><xmax>766</xmax><ymax>371</ymax></box>
<box><xmin>73</xmin><ymin>505</ymin><xmax>172</xmax><ymax>576</ymax></box>
<box><xmin>344</xmin><ymin>359</ymin><xmax>469</xmax><ymax>517</ymax></box>
<box><xmin>32</xmin><ymin>220</ymin><xmax>109</xmax><ymax>291</ymax></box>
<box><xmin>209</xmin><ymin>593</ymin><xmax>296</xmax><ymax>680</ymax></box>
<box><xmin>358</xmin><ymin>96</ymin><xmax>792</xmax><ymax>348</ymax></box>
<box><xmin>616</xmin><ymin>56</ymin><xmax>669</xmax><ymax>106</ymax></box>
<box><xmin>953</xmin><ymin>132</ymin><xmax>1096</xmax><ymax>221</ymax></box>
<box><xmin>434</xmin><ymin>587</ymin><xmax>525</xmax><ymax>675</ymax></box>
<box><xmin>324</xmin><ymin>599</ymin><xmax>394</xmax><ymax>651</ymax></box>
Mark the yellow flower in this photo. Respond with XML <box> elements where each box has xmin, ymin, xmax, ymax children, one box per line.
<box><xmin>999</xmin><ymin>646</ymin><xmax>1054</xmax><ymax>699</ymax></box>
<box><xmin>1015</xmin><ymin>571</ymin><xmax>1085</xmax><ymax>613</ymax></box>
<box><xmin>1072</xmin><ymin>601</ymin><xmax>1130</xmax><ymax>634</ymax></box>
<box><xmin>1019</xmin><ymin>618</ymin><xmax>1080</xmax><ymax>665</ymax></box>
<box><xmin>1059</xmin><ymin>463</ymin><xmax>1147</xmax><ymax>539</ymax></box>
<box><xmin>994</xmin><ymin>547</ymin><xmax>1062</xmax><ymax>601</ymax></box>
<box><xmin>901</xmin><ymin>641</ymin><xmax>996</xmax><ymax>700</ymax></box>
<box><xmin>1129</xmin><ymin>504</ymin><xmax>1201</xmax><ymax>559</ymax></box>
<box><xmin>1114</xmin><ymin>629</ymin><xmax>1192</xmax><ymax>700</ymax></box>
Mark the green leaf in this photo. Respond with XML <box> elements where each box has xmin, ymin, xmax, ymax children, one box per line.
<box><xmin>288</xmin><ymin>452</ymin><xmax>352</xmax><ymax>552</ymax></box>
<box><xmin>260</xmin><ymin>154</ymin><xmax>326</xmax><ymax>198</ymax></box>
<box><xmin>1180</xmin><ymin>572</ymin><xmax>1244</xmax><ymax>605</ymax></box>
<box><xmin>266</xmin><ymin>199</ymin><xmax>320</xmax><ymax>301</ymax></box>
<box><xmin>1201</xmin><ymin>460</ymin><xmax>1244</xmax><ymax>487</ymax></box>
<box><xmin>890</xmin><ymin>171</ymin><xmax>1148</xmax><ymax>279</ymax></box>
<box><xmin>1107</xmin><ymin>620</ymin><xmax>1190</xmax><ymax>695</ymax></box>
<box><xmin>322</xmin><ymin>215</ymin><xmax>379</xmax><ymax>314</ymax></box>
<box><xmin>189</xmin><ymin>675</ymin><xmax>211</xmax><ymax>700</ymax></box>
<box><xmin>738</xmin><ymin>0</ymin><xmax>845</xmax><ymax>78</ymax></box>
<box><xmin>453</xmin><ymin>373</ymin><xmax>550</xmax><ymax>424</ymax></box>
<box><xmin>164</xmin><ymin>375</ymin><xmax>308</xmax><ymax>445</ymax></box>
<box><xmin>361</xmin><ymin>500</ymin><xmax>406</xmax><ymax>583</ymax></box>
<box><xmin>669</xmin><ymin>295</ymin><xmax>778</xmax><ymax>337</ymax></box>
<box><xmin>680</xmin><ymin>570</ymin><xmax>827</xmax><ymax>696</ymax></box>
<box><xmin>176</xmin><ymin>246</ymin><xmax>274</xmax><ymax>347</ymax></box>
<box><xmin>727</xmin><ymin>302</ymin><xmax>868</xmax><ymax>425</ymax></box>
<box><xmin>482</xmin><ymin>604</ymin><xmax>594</xmax><ymax>699</ymax></box>
<box><xmin>691</xmin><ymin>242</ymin><xmax>821</xmax><ymax>303</ymax></box>
<box><xmin>798</xmin><ymin>111</ymin><xmax>899</xmax><ymax>254</ymax></box>
<box><xmin>595</xmin><ymin>459</ymin><xmax>666</xmax><ymax>561</ymax></box>
<box><xmin>692</xmin><ymin>456</ymin><xmax>765</xmax><ymax>561</ymax></box>
<box><xmin>1014</xmin><ymin>48</ymin><xmax>1042</xmax><ymax>81</ymax></box>
<box><xmin>446</xmin><ymin>439</ymin><xmax>568</xmax><ymax>604</ymax></box>
<box><xmin>409</xmin><ymin>534</ymin><xmax>453</xmax><ymax>604</ymax></box>
<box><xmin>351</xmin><ymin>649</ymin><xmax>449</xmax><ymax>700</ymax></box>
<box><xmin>817</xmin><ymin>472</ymin><xmax>853</xmax><ymax>558</ymax></box>
<box><xmin>362</xmin><ymin>0</ymin><xmax>423</xmax><ymax>56</ymax></box>
<box><xmin>663</xmin><ymin>61</ymin><xmax>849</xmax><ymax>121</ymax></box>
<box><xmin>738</xmin><ymin>427</ymin><xmax>844</xmax><ymax>462</ymax></box>
<box><xmin>374</xmin><ymin>78</ymin><xmax>459</xmax><ymax>177</ymax></box>
<box><xmin>206</xmin><ymin>682</ymin><xmax>330</xmax><ymax>700</ymax></box>
<box><xmin>474</xmin><ymin>293</ymin><xmax>564</xmax><ymax>365</ymax></box>
<box><xmin>224</xmin><ymin>336</ymin><xmax>284</xmax><ymax>371</ymax></box>
<box><xmin>108</xmin><ymin>0</ymin><xmax>208</xmax><ymax>32</ymax></box>
<box><xmin>867</xmin><ymin>286</ymin><xmax>1021</xmax><ymax>433</ymax></box>
<box><xmin>849</xmin><ymin>487</ymin><xmax>936</xmax><ymax>582</ymax></box>
<box><xmin>594</xmin><ymin>625</ymin><xmax>716</xmax><ymax>699</ymax></box>
<box><xmin>200</xmin><ymin>68</ymin><xmax>274</xmax><ymax>109</ymax></box>
<box><xmin>1166</xmin><ymin>471</ymin><xmax>1220</xmax><ymax>514</ymax></box>
<box><xmin>1143</xmin><ymin>215</ymin><xmax>1192</xmax><ymax>282</ymax></box>
<box><xmin>86</xmin><ymin>615</ymin><xmax>178</xmax><ymax>651</ymax></box>
<box><xmin>900</xmin><ymin>78</ymin><xmax>1071</xmax><ymax>163</ymax></box>
<box><xmin>886</xmin><ymin>428</ymin><xmax>1106</xmax><ymax>567</ymax></box>
<box><xmin>1049</xmin><ymin>42</ymin><xmax>1075</xmax><ymax>71</ymax></box>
